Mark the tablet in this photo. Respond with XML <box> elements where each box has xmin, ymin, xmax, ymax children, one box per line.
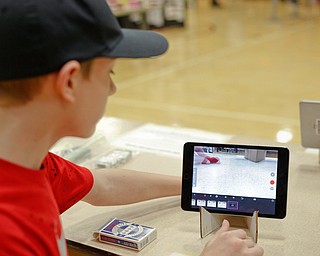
<box><xmin>181</xmin><ymin>142</ymin><xmax>289</xmax><ymax>219</ymax></box>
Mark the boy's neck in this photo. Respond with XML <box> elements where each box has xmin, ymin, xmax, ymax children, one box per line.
<box><xmin>0</xmin><ymin>106</ymin><xmax>58</xmax><ymax>170</ymax></box>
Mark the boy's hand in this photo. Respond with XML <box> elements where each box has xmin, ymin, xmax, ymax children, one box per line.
<box><xmin>200</xmin><ymin>220</ymin><xmax>264</xmax><ymax>256</ymax></box>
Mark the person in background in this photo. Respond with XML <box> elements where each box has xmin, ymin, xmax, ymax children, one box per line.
<box><xmin>0</xmin><ymin>0</ymin><xmax>263</xmax><ymax>255</ymax></box>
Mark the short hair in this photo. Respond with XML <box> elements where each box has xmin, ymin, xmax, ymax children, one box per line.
<box><xmin>0</xmin><ymin>76</ymin><xmax>44</xmax><ymax>107</ymax></box>
<box><xmin>0</xmin><ymin>60</ymin><xmax>93</xmax><ymax>107</ymax></box>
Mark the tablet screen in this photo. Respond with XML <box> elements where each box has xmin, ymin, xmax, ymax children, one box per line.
<box><xmin>181</xmin><ymin>142</ymin><xmax>289</xmax><ymax>218</ymax></box>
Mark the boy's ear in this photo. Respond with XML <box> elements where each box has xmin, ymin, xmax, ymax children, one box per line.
<box><xmin>55</xmin><ymin>60</ymin><xmax>81</xmax><ymax>103</ymax></box>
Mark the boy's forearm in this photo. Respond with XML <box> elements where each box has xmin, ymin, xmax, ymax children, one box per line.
<box><xmin>83</xmin><ymin>168</ymin><xmax>181</xmax><ymax>206</ymax></box>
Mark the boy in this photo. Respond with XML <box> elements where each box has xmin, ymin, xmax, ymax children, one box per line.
<box><xmin>0</xmin><ymin>0</ymin><xmax>263</xmax><ymax>255</ymax></box>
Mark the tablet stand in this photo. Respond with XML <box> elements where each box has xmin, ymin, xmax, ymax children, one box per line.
<box><xmin>199</xmin><ymin>207</ymin><xmax>258</xmax><ymax>243</ymax></box>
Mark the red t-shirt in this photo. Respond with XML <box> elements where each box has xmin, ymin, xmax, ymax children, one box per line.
<box><xmin>0</xmin><ymin>152</ymin><xmax>94</xmax><ymax>255</ymax></box>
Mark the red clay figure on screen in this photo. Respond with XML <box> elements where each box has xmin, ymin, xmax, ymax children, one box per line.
<box><xmin>194</xmin><ymin>146</ymin><xmax>220</xmax><ymax>164</ymax></box>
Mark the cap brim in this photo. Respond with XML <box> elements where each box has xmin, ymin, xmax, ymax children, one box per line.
<box><xmin>105</xmin><ymin>29</ymin><xmax>169</xmax><ymax>58</ymax></box>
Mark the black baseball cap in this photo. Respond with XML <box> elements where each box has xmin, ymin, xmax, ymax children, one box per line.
<box><xmin>0</xmin><ymin>0</ymin><xmax>169</xmax><ymax>80</ymax></box>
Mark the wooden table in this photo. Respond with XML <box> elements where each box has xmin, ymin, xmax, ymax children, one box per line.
<box><xmin>61</xmin><ymin>117</ymin><xmax>320</xmax><ymax>256</ymax></box>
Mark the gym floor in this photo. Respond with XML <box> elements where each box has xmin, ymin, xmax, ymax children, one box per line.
<box><xmin>105</xmin><ymin>0</ymin><xmax>320</xmax><ymax>145</ymax></box>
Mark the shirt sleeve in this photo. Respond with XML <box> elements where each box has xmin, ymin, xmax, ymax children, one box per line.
<box><xmin>43</xmin><ymin>152</ymin><xmax>94</xmax><ymax>213</ymax></box>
